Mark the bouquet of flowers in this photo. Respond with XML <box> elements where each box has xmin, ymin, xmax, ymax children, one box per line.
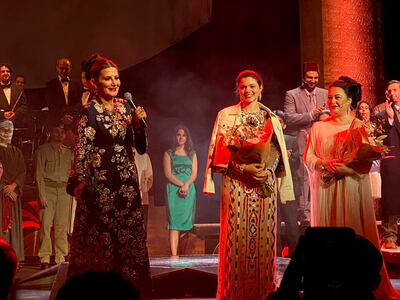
<box><xmin>321</xmin><ymin>119</ymin><xmax>390</xmax><ymax>185</ymax></box>
<box><xmin>224</xmin><ymin>118</ymin><xmax>274</xmax><ymax>165</ymax></box>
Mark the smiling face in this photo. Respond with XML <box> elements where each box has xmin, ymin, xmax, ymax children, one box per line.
<box><xmin>93</xmin><ymin>67</ymin><xmax>120</xmax><ymax>101</ymax></box>
<box><xmin>386</xmin><ymin>82</ymin><xmax>400</xmax><ymax>106</ymax></box>
<box><xmin>328</xmin><ymin>86</ymin><xmax>352</xmax><ymax>117</ymax></box>
<box><xmin>303</xmin><ymin>71</ymin><xmax>319</xmax><ymax>91</ymax></box>
<box><xmin>238</xmin><ymin>76</ymin><xmax>263</xmax><ymax>105</ymax></box>
<box><xmin>0</xmin><ymin>65</ymin><xmax>11</xmax><ymax>84</ymax></box>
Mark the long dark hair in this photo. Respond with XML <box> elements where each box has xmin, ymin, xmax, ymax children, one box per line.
<box><xmin>172</xmin><ymin>125</ymin><xmax>194</xmax><ymax>159</ymax></box>
<box><xmin>355</xmin><ymin>100</ymin><xmax>373</xmax><ymax>122</ymax></box>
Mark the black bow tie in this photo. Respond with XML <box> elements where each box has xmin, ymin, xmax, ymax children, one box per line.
<box><xmin>60</xmin><ymin>78</ymin><xmax>70</xmax><ymax>83</ymax></box>
<box><xmin>1</xmin><ymin>83</ymin><xmax>11</xmax><ymax>89</ymax></box>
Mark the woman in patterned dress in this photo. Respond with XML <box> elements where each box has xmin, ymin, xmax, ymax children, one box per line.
<box><xmin>163</xmin><ymin>125</ymin><xmax>197</xmax><ymax>259</ymax></box>
<box><xmin>67</xmin><ymin>55</ymin><xmax>150</xmax><ymax>294</ymax></box>
<box><xmin>203</xmin><ymin>70</ymin><xmax>294</xmax><ymax>300</ymax></box>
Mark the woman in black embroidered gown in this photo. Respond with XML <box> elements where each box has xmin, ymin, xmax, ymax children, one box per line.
<box><xmin>67</xmin><ymin>55</ymin><xmax>150</xmax><ymax>293</ymax></box>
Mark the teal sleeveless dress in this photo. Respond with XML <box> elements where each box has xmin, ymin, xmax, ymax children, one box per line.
<box><xmin>166</xmin><ymin>149</ymin><xmax>196</xmax><ymax>230</ymax></box>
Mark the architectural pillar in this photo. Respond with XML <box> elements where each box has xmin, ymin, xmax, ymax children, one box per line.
<box><xmin>299</xmin><ymin>0</ymin><xmax>384</xmax><ymax>105</ymax></box>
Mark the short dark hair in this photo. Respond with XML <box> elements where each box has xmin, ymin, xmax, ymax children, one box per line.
<box><xmin>0</xmin><ymin>64</ymin><xmax>13</xmax><ymax>74</ymax></box>
<box><xmin>235</xmin><ymin>69</ymin><xmax>263</xmax><ymax>92</ymax></box>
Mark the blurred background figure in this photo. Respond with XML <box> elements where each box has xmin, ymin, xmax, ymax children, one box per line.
<box><xmin>355</xmin><ymin>100</ymin><xmax>382</xmax><ymax>221</ymax></box>
<box><xmin>0</xmin><ymin>64</ymin><xmax>28</xmax><ymax>128</ymax></box>
<box><xmin>0</xmin><ymin>119</ymin><xmax>26</xmax><ymax>262</ymax></box>
<box><xmin>35</xmin><ymin>122</ymin><xmax>73</xmax><ymax>269</ymax></box>
<box><xmin>379</xmin><ymin>80</ymin><xmax>400</xmax><ymax>250</ymax></box>
<box><xmin>43</xmin><ymin>58</ymin><xmax>81</xmax><ymax>147</ymax></box>
<box><xmin>163</xmin><ymin>125</ymin><xmax>197</xmax><ymax>259</ymax></box>
<box><xmin>14</xmin><ymin>75</ymin><xmax>26</xmax><ymax>87</ymax></box>
<box><xmin>133</xmin><ymin>147</ymin><xmax>153</xmax><ymax>231</ymax></box>
<box><xmin>284</xmin><ymin>62</ymin><xmax>328</xmax><ymax>223</ymax></box>
<box><xmin>80</xmin><ymin>55</ymin><xmax>99</xmax><ymax>109</ymax></box>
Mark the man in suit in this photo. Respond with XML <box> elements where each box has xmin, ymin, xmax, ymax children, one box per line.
<box><xmin>43</xmin><ymin>58</ymin><xmax>81</xmax><ymax>128</ymax></box>
<box><xmin>43</xmin><ymin>58</ymin><xmax>81</xmax><ymax>146</ymax></box>
<box><xmin>283</xmin><ymin>62</ymin><xmax>328</xmax><ymax>222</ymax></box>
<box><xmin>380</xmin><ymin>80</ymin><xmax>400</xmax><ymax>249</ymax></box>
<box><xmin>0</xmin><ymin>64</ymin><xmax>28</xmax><ymax>128</ymax></box>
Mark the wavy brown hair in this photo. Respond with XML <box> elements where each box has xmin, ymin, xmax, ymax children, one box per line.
<box><xmin>171</xmin><ymin>125</ymin><xmax>195</xmax><ymax>159</ymax></box>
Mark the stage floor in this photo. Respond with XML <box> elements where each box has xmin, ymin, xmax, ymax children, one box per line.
<box><xmin>15</xmin><ymin>255</ymin><xmax>400</xmax><ymax>300</ymax></box>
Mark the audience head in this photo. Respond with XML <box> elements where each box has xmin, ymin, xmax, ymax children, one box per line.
<box><xmin>0</xmin><ymin>64</ymin><xmax>12</xmax><ymax>85</ymax></box>
<box><xmin>235</xmin><ymin>69</ymin><xmax>264</xmax><ymax>103</ymax></box>
<box><xmin>274</xmin><ymin>227</ymin><xmax>382</xmax><ymax>300</ymax></box>
<box><xmin>328</xmin><ymin>76</ymin><xmax>361</xmax><ymax>116</ymax></box>
<box><xmin>172</xmin><ymin>124</ymin><xmax>194</xmax><ymax>158</ymax></box>
<box><xmin>56</xmin><ymin>58</ymin><xmax>72</xmax><ymax>81</ymax></box>
<box><xmin>0</xmin><ymin>239</ymin><xmax>18</xmax><ymax>300</ymax></box>
<box><xmin>55</xmin><ymin>271</ymin><xmax>139</xmax><ymax>300</ymax></box>
<box><xmin>302</xmin><ymin>62</ymin><xmax>320</xmax><ymax>92</ymax></box>
<box><xmin>0</xmin><ymin>120</ymin><xmax>14</xmax><ymax>148</ymax></box>
<box><xmin>14</xmin><ymin>75</ymin><xmax>26</xmax><ymax>87</ymax></box>
<box><xmin>385</xmin><ymin>80</ymin><xmax>400</xmax><ymax>106</ymax></box>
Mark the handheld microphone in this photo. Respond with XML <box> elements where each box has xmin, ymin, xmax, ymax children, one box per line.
<box><xmin>124</xmin><ymin>92</ymin><xmax>148</xmax><ymax>128</ymax></box>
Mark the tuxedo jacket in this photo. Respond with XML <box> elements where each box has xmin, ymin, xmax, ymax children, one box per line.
<box><xmin>0</xmin><ymin>84</ymin><xmax>28</xmax><ymax>127</ymax></box>
<box><xmin>44</xmin><ymin>78</ymin><xmax>81</xmax><ymax>124</ymax></box>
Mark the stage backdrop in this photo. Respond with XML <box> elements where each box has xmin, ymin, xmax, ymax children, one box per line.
<box><xmin>0</xmin><ymin>0</ymin><xmax>211</xmax><ymax>88</ymax></box>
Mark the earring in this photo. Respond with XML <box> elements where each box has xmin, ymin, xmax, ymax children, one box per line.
<box><xmin>258</xmin><ymin>94</ymin><xmax>262</xmax><ymax>101</ymax></box>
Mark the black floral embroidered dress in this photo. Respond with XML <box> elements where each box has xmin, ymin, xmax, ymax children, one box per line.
<box><xmin>67</xmin><ymin>99</ymin><xmax>150</xmax><ymax>291</ymax></box>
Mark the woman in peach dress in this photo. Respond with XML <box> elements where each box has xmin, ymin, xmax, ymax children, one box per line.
<box><xmin>305</xmin><ymin>77</ymin><xmax>400</xmax><ymax>300</ymax></box>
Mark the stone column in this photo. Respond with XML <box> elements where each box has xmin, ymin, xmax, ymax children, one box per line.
<box><xmin>299</xmin><ymin>0</ymin><xmax>384</xmax><ymax>105</ymax></box>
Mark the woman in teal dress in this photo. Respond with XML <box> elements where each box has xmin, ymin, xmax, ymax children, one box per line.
<box><xmin>163</xmin><ymin>125</ymin><xmax>197</xmax><ymax>258</ymax></box>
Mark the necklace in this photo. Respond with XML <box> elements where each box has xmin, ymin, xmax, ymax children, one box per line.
<box><xmin>241</xmin><ymin>109</ymin><xmax>264</xmax><ymax>127</ymax></box>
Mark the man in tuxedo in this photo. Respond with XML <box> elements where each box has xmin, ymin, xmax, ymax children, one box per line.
<box><xmin>380</xmin><ymin>80</ymin><xmax>400</xmax><ymax>249</ymax></box>
<box><xmin>43</xmin><ymin>58</ymin><xmax>81</xmax><ymax>146</ymax></box>
<box><xmin>283</xmin><ymin>62</ymin><xmax>328</xmax><ymax>222</ymax></box>
<box><xmin>0</xmin><ymin>64</ymin><xmax>28</xmax><ymax>128</ymax></box>
<box><xmin>43</xmin><ymin>58</ymin><xmax>81</xmax><ymax>129</ymax></box>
